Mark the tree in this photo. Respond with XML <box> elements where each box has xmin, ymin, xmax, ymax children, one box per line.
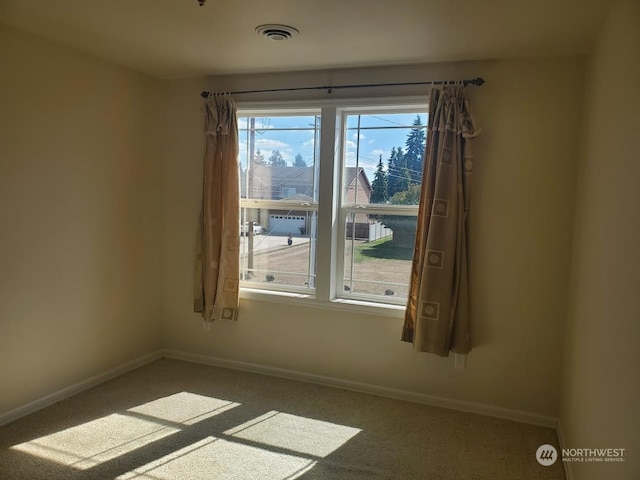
<box><xmin>378</xmin><ymin>116</ymin><xmax>425</xmax><ymax>245</ymax></box>
<box><xmin>386</xmin><ymin>146</ymin><xmax>406</xmax><ymax>197</ymax></box>
<box><xmin>268</xmin><ymin>150</ymin><xmax>286</xmax><ymax>167</ymax></box>
<box><xmin>403</xmin><ymin>116</ymin><xmax>426</xmax><ymax>184</ymax></box>
<box><xmin>389</xmin><ymin>182</ymin><xmax>420</xmax><ymax>205</ymax></box>
<box><xmin>293</xmin><ymin>153</ymin><xmax>307</xmax><ymax>167</ymax></box>
<box><xmin>370</xmin><ymin>155</ymin><xmax>388</xmax><ymax>204</ymax></box>
<box><xmin>379</xmin><ymin>183</ymin><xmax>422</xmax><ymax>247</ymax></box>
<box><xmin>253</xmin><ymin>149</ymin><xmax>266</xmax><ymax>165</ymax></box>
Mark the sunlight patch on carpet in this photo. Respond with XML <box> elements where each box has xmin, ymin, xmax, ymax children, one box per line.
<box><xmin>11</xmin><ymin>413</ymin><xmax>179</xmax><ymax>470</ymax></box>
<box><xmin>117</xmin><ymin>436</ymin><xmax>317</xmax><ymax>480</ymax></box>
<box><xmin>127</xmin><ymin>392</ymin><xmax>240</xmax><ymax>425</ymax></box>
<box><xmin>224</xmin><ymin>410</ymin><xmax>362</xmax><ymax>457</ymax></box>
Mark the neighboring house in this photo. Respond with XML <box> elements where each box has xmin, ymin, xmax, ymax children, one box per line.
<box><xmin>343</xmin><ymin>167</ymin><xmax>373</xmax><ymax>239</ymax></box>
<box><xmin>242</xmin><ymin>165</ymin><xmax>372</xmax><ymax>236</ymax></box>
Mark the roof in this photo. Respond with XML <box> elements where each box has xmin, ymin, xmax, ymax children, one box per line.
<box><xmin>242</xmin><ymin>165</ymin><xmax>371</xmax><ymax>200</ymax></box>
<box><xmin>345</xmin><ymin>167</ymin><xmax>372</xmax><ymax>193</ymax></box>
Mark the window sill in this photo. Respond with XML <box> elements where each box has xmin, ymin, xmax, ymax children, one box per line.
<box><xmin>239</xmin><ymin>287</ymin><xmax>405</xmax><ymax>318</ymax></box>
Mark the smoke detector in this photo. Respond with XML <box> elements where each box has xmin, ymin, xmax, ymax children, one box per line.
<box><xmin>255</xmin><ymin>24</ymin><xmax>299</xmax><ymax>41</ymax></box>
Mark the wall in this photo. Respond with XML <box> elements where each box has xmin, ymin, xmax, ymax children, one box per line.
<box><xmin>0</xmin><ymin>26</ymin><xmax>164</xmax><ymax>415</ymax></box>
<box><xmin>161</xmin><ymin>57</ymin><xmax>585</xmax><ymax>419</ymax></box>
<box><xmin>560</xmin><ymin>1</ymin><xmax>640</xmax><ymax>478</ymax></box>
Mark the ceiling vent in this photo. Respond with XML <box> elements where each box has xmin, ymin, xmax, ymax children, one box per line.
<box><xmin>255</xmin><ymin>24</ymin><xmax>299</xmax><ymax>41</ymax></box>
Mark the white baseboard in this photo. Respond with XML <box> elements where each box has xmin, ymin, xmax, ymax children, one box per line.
<box><xmin>163</xmin><ymin>349</ymin><xmax>558</xmax><ymax>428</ymax></box>
<box><xmin>0</xmin><ymin>351</ymin><xmax>162</xmax><ymax>427</ymax></box>
<box><xmin>0</xmin><ymin>349</ymin><xmax>558</xmax><ymax>430</ymax></box>
<box><xmin>556</xmin><ymin>420</ymin><xmax>573</xmax><ymax>480</ymax></box>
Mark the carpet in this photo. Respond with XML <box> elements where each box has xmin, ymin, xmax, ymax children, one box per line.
<box><xmin>0</xmin><ymin>359</ymin><xmax>565</xmax><ymax>479</ymax></box>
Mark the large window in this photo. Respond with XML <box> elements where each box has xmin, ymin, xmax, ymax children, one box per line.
<box><xmin>238</xmin><ymin>100</ymin><xmax>427</xmax><ymax>309</ymax></box>
<box><xmin>239</xmin><ymin>111</ymin><xmax>320</xmax><ymax>293</ymax></box>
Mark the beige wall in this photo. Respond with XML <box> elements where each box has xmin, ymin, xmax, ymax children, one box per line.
<box><xmin>560</xmin><ymin>1</ymin><xmax>640</xmax><ymax>478</ymax></box>
<box><xmin>0</xmin><ymin>26</ymin><xmax>164</xmax><ymax>414</ymax></box>
<box><xmin>161</xmin><ymin>57</ymin><xmax>585</xmax><ymax>418</ymax></box>
<box><xmin>8</xmin><ymin>14</ymin><xmax>634</xmax><ymax>442</ymax></box>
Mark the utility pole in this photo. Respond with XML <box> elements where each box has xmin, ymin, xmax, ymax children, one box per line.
<box><xmin>248</xmin><ymin>117</ymin><xmax>255</xmax><ymax>277</ymax></box>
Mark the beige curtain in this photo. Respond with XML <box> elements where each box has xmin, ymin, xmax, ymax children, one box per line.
<box><xmin>402</xmin><ymin>85</ymin><xmax>479</xmax><ymax>356</ymax></box>
<box><xmin>194</xmin><ymin>95</ymin><xmax>240</xmax><ymax>322</ymax></box>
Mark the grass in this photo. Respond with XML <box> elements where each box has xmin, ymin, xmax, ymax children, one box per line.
<box><xmin>352</xmin><ymin>236</ymin><xmax>414</xmax><ymax>263</ymax></box>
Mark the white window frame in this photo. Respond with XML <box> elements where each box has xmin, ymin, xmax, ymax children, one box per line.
<box><xmin>237</xmin><ymin>96</ymin><xmax>429</xmax><ymax>316</ymax></box>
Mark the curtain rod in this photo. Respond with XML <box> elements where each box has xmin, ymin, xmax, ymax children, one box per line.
<box><xmin>200</xmin><ymin>77</ymin><xmax>485</xmax><ymax>98</ymax></box>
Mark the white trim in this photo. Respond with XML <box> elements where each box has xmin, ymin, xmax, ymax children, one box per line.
<box><xmin>315</xmin><ymin>105</ymin><xmax>340</xmax><ymax>302</ymax></box>
<box><xmin>556</xmin><ymin>420</ymin><xmax>573</xmax><ymax>480</ymax></box>
<box><xmin>0</xmin><ymin>351</ymin><xmax>162</xmax><ymax>427</ymax></box>
<box><xmin>342</xmin><ymin>204</ymin><xmax>419</xmax><ymax>215</ymax></box>
<box><xmin>236</xmin><ymin>95</ymin><xmax>429</xmax><ymax>112</ymax></box>
<box><xmin>0</xmin><ymin>349</ymin><xmax>558</xmax><ymax>431</ymax></box>
<box><xmin>240</xmin><ymin>199</ymin><xmax>318</xmax><ymax>211</ymax></box>
<box><xmin>162</xmin><ymin>349</ymin><xmax>558</xmax><ymax>428</ymax></box>
<box><xmin>239</xmin><ymin>287</ymin><xmax>405</xmax><ymax>318</ymax></box>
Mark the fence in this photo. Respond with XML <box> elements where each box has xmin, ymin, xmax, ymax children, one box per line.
<box><xmin>345</xmin><ymin>221</ymin><xmax>392</xmax><ymax>241</ymax></box>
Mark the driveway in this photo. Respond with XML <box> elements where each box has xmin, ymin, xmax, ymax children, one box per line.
<box><xmin>240</xmin><ymin>233</ymin><xmax>310</xmax><ymax>255</ymax></box>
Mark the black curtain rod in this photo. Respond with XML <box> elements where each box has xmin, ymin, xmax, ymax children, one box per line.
<box><xmin>200</xmin><ymin>77</ymin><xmax>485</xmax><ymax>98</ymax></box>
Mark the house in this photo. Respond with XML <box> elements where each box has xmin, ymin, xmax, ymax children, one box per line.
<box><xmin>1</xmin><ymin>2</ymin><xmax>638</xmax><ymax>479</ymax></box>
<box><xmin>342</xmin><ymin>167</ymin><xmax>376</xmax><ymax>239</ymax></box>
<box><xmin>242</xmin><ymin>165</ymin><xmax>372</xmax><ymax>236</ymax></box>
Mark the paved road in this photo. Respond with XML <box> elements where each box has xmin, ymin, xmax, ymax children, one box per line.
<box><xmin>240</xmin><ymin>233</ymin><xmax>310</xmax><ymax>255</ymax></box>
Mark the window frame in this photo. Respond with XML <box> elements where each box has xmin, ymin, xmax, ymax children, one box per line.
<box><xmin>236</xmin><ymin>96</ymin><xmax>429</xmax><ymax>315</ymax></box>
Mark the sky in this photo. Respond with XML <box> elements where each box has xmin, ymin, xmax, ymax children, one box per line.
<box><xmin>237</xmin><ymin>112</ymin><xmax>427</xmax><ymax>183</ymax></box>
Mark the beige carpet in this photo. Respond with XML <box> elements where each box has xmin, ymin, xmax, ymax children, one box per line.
<box><xmin>0</xmin><ymin>359</ymin><xmax>564</xmax><ymax>479</ymax></box>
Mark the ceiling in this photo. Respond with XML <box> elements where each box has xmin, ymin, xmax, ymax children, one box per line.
<box><xmin>0</xmin><ymin>0</ymin><xmax>611</xmax><ymax>80</ymax></box>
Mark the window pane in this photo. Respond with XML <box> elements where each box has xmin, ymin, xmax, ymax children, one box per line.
<box><xmin>343</xmin><ymin>214</ymin><xmax>416</xmax><ymax>300</ymax></box>
<box><xmin>239</xmin><ymin>114</ymin><xmax>320</xmax><ymax>201</ymax></box>
<box><xmin>241</xmin><ymin>207</ymin><xmax>317</xmax><ymax>290</ymax></box>
<box><xmin>343</xmin><ymin>112</ymin><xmax>427</xmax><ymax>206</ymax></box>
<box><xmin>345</xmin><ymin>112</ymin><xmax>425</xmax><ymax>130</ymax></box>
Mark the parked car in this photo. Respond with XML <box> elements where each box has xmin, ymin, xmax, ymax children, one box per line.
<box><xmin>241</xmin><ymin>222</ymin><xmax>262</xmax><ymax>236</ymax></box>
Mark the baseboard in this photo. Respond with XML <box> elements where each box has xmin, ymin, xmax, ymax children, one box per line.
<box><xmin>0</xmin><ymin>349</ymin><xmax>558</xmax><ymax>430</ymax></box>
<box><xmin>0</xmin><ymin>351</ymin><xmax>162</xmax><ymax>427</ymax></box>
<box><xmin>556</xmin><ymin>420</ymin><xmax>573</xmax><ymax>480</ymax></box>
<box><xmin>162</xmin><ymin>349</ymin><xmax>558</xmax><ymax>428</ymax></box>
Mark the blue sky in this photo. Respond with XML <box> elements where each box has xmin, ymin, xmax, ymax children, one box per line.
<box><xmin>238</xmin><ymin>112</ymin><xmax>427</xmax><ymax>182</ymax></box>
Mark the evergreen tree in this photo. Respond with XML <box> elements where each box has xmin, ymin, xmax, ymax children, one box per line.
<box><xmin>268</xmin><ymin>150</ymin><xmax>286</xmax><ymax>167</ymax></box>
<box><xmin>253</xmin><ymin>149</ymin><xmax>266</xmax><ymax>165</ymax></box>
<box><xmin>403</xmin><ymin>116</ymin><xmax>426</xmax><ymax>184</ymax></box>
<box><xmin>370</xmin><ymin>155</ymin><xmax>388</xmax><ymax>204</ymax></box>
<box><xmin>386</xmin><ymin>146</ymin><xmax>406</xmax><ymax>197</ymax></box>
<box><xmin>293</xmin><ymin>153</ymin><xmax>307</xmax><ymax>167</ymax></box>
<box><xmin>398</xmin><ymin>166</ymin><xmax>411</xmax><ymax>193</ymax></box>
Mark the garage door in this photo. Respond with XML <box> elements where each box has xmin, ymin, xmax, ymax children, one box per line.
<box><xmin>269</xmin><ymin>215</ymin><xmax>305</xmax><ymax>235</ymax></box>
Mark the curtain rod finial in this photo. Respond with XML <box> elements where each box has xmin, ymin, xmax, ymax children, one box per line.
<box><xmin>472</xmin><ymin>77</ymin><xmax>485</xmax><ymax>86</ymax></box>
<box><xmin>201</xmin><ymin>91</ymin><xmax>210</xmax><ymax>98</ymax></box>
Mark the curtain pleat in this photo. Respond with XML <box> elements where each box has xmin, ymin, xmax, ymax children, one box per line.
<box><xmin>194</xmin><ymin>96</ymin><xmax>240</xmax><ymax>322</ymax></box>
<box><xmin>402</xmin><ymin>85</ymin><xmax>479</xmax><ymax>356</ymax></box>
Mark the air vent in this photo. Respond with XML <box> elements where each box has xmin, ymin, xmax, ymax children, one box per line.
<box><xmin>255</xmin><ymin>24</ymin><xmax>299</xmax><ymax>41</ymax></box>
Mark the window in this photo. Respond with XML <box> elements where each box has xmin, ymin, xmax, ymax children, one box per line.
<box><xmin>238</xmin><ymin>111</ymin><xmax>320</xmax><ymax>292</ymax></box>
<box><xmin>281</xmin><ymin>187</ymin><xmax>297</xmax><ymax>198</ymax></box>
<box><xmin>238</xmin><ymin>99</ymin><xmax>428</xmax><ymax>309</ymax></box>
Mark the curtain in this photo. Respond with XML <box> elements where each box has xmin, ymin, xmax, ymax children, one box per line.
<box><xmin>402</xmin><ymin>85</ymin><xmax>479</xmax><ymax>356</ymax></box>
<box><xmin>194</xmin><ymin>95</ymin><xmax>240</xmax><ymax>322</ymax></box>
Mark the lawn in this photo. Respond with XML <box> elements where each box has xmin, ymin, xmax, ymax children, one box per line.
<box><xmin>352</xmin><ymin>236</ymin><xmax>414</xmax><ymax>263</ymax></box>
<box><xmin>242</xmin><ymin>235</ymin><xmax>414</xmax><ymax>298</ymax></box>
